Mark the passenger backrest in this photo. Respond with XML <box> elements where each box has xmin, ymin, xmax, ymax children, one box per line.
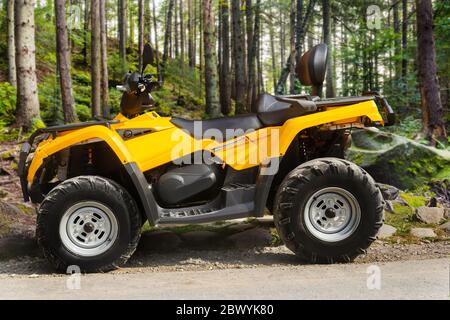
<box><xmin>296</xmin><ymin>44</ymin><xmax>328</xmax><ymax>87</ymax></box>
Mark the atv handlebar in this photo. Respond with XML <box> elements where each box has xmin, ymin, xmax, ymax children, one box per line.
<box><xmin>118</xmin><ymin>72</ymin><xmax>161</xmax><ymax>95</ymax></box>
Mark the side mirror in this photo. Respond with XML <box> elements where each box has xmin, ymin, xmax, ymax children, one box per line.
<box><xmin>142</xmin><ymin>43</ymin><xmax>155</xmax><ymax>74</ymax></box>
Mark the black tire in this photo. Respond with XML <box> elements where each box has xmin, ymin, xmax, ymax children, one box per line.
<box><xmin>273</xmin><ymin>158</ymin><xmax>384</xmax><ymax>263</ymax></box>
<box><xmin>37</xmin><ymin>176</ymin><xmax>142</xmax><ymax>273</ymax></box>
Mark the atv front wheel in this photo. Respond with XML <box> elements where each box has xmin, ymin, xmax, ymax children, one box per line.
<box><xmin>274</xmin><ymin>158</ymin><xmax>383</xmax><ymax>263</ymax></box>
<box><xmin>37</xmin><ymin>176</ymin><xmax>142</xmax><ymax>273</ymax></box>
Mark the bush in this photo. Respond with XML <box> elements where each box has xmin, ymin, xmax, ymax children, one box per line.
<box><xmin>0</xmin><ymin>83</ymin><xmax>17</xmax><ymax>127</ymax></box>
<box><xmin>76</xmin><ymin>104</ymin><xmax>91</xmax><ymax>122</ymax></box>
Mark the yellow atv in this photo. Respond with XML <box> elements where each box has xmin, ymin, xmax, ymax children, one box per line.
<box><xmin>19</xmin><ymin>44</ymin><xmax>395</xmax><ymax>272</ymax></box>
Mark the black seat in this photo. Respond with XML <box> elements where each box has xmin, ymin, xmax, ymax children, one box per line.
<box><xmin>257</xmin><ymin>106</ymin><xmax>310</xmax><ymax>127</ymax></box>
<box><xmin>255</xmin><ymin>93</ymin><xmax>317</xmax><ymax>126</ymax></box>
<box><xmin>171</xmin><ymin>93</ymin><xmax>318</xmax><ymax>141</ymax></box>
<box><xmin>171</xmin><ymin>114</ymin><xmax>263</xmax><ymax>142</ymax></box>
<box><xmin>254</xmin><ymin>93</ymin><xmax>292</xmax><ymax>113</ymax></box>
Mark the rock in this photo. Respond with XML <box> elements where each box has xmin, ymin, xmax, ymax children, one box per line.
<box><xmin>428</xmin><ymin>180</ymin><xmax>450</xmax><ymax>208</ymax></box>
<box><xmin>227</xmin><ymin>223</ymin><xmax>255</xmax><ymax>233</ymax></box>
<box><xmin>384</xmin><ymin>200</ymin><xmax>395</xmax><ymax>214</ymax></box>
<box><xmin>414</xmin><ymin>207</ymin><xmax>445</xmax><ymax>224</ymax></box>
<box><xmin>438</xmin><ymin>221</ymin><xmax>450</xmax><ymax>235</ymax></box>
<box><xmin>180</xmin><ymin>231</ymin><xmax>220</xmax><ymax>248</ymax></box>
<box><xmin>391</xmin><ymin>197</ymin><xmax>411</xmax><ymax>208</ymax></box>
<box><xmin>0</xmin><ymin>237</ymin><xmax>40</xmax><ymax>260</ymax></box>
<box><xmin>138</xmin><ymin>230</ymin><xmax>182</xmax><ymax>252</ymax></box>
<box><xmin>444</xmin><ymin>208</ymin><xmax>450</xmax><ymax>219</ymax></box>
<box><xmin>427</xmin><ymin>197</ymin><xmax>438</xmax><ymax>207</ymax></box>
<box><xmin>410</xmin><ymin>228</ymin><xmax>437</xmax><ymax>238</ymax></box>
<box><xmin>0</xmin><ymin>202</ymin><xmax>23</xmax><ymax>216</ymax></box>
<box><xmin>377</xmin><ymin>224</ymin><xmax>397</xmax><ymax>239</ymax></box>
<box><xmin>227</xmin><ymin>228</ymin><xmax>273</xmax><ymax>249</ymax></box>
<box><xmin>377</xmin><ymin>183</ymin><xmax>400</xmax><ymax>201</ymax></box>
<box><xmin>346</xmin><ymin>128</ymin><xmax>450</xmax><ymax>190</ymax></box>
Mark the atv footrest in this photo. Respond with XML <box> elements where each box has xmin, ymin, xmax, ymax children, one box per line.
<box><xmin>157</xmin><ymin>184</ymin><xmax>256</xmax><ymax>225</ymax></box>
<box><xmin>160</xmin><ymin>207</ymin><xmax>218</xmax><ymax>219</ymax></box>
<box><xmin>222</xmin><ymin>183</ymin><xmax>256</xmax><ymax>207</ymax></box>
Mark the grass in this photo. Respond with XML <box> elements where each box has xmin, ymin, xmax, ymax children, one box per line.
<box><xmin>399</xmin><ymin>192</ymin><xmax>428</xmax><ymax>208</ymax></box>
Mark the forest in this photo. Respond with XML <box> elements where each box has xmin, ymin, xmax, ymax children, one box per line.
<box><xmin>0</xmin><ymin>0</ymin><xmax>447</xmax><ymax>145</ymax></box>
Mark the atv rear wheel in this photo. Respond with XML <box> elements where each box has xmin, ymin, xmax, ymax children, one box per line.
<box><xmin>37</xmin><ymin>176</ymin><xmax>142</xmax><ymax>273</ymax></box>
<box><xmin>274</xmin><ymin>158</ymin><xmax>383</xmax><ymax>263</ymax></box>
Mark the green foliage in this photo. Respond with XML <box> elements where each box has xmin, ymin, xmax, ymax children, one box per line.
<box><xmin>399</xmin><ymin>192</ymin><xmax>428</xmax><ymax>208</ymax></box>
<box><xmin>152</xmin><ymin>59</ymin><xmax>205</xmax><ymax>118</ymax></box>
<box><xmin>0</xmin><ymin>83</ymin><xmax>17</xmax><ymax>127</ymax></box>
<box><xmin>76</xmin><ymin>104</ymin><xmax>91</xmax><ymax>122</ymax></box>
<box><xmin>38</xmin><ymin>75</ymin><xmax>64</xmax><ymax>126</ymax></box>
<box><xmin>385</xmin><ymin>115</ymin><xmax>423</xmax><ymax>140</ymax></box>
<box><xmin>434</xmin><ymin>1</ymin><xmax>450</xmax><ymax>80</ymax></box>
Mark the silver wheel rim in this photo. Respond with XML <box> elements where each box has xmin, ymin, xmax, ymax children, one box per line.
<box><xmin>304</xmin><ymin>187</ymin><xmax>361</xmax><ymax>242</ymax></box>
<box><xmin>59</xmin><ymin>201</ymin><xmax>118</xmax><ymax>257</ymax></box>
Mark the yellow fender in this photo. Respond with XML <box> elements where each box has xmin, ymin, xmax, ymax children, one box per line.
<box><xmin>278</xmin><ymin>100</ymin><xmax>383</xmax><ymax>154</ymax></box>
<box><xmin>27</xmin><ymin>125</ymin><xmax>132</xmax><ymax>183</ymax></box>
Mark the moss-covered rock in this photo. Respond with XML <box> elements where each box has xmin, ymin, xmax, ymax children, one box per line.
<box><xmin>347</xmin><ymin>128</ymin><xmax>450</xmax><ymax>190</ymax></box>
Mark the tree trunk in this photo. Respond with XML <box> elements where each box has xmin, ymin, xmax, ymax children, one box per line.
<box><xmin>14</xmin><ymin>0</ymin><xmax>40</xmax><ymax>131</ymax></box>
<box><xmin>83</xmin><ymin>0</ymin><xmax>90</xmax><ymax>65</ymax></box>
<box><xmin>323</xmin><ymin>0</ymin><xmax>335</xmax><ymax>97</ymax></box>
<box><xmin>163</xmin><ymin>0</ymin><xmax>175</xmax><ymax>63</ymax></box>
<box><xmin>129</xmin><ymin>2</ymin><xmax>134</xmax><ymax>49</ymax></box>
<box><xmin>402</xmin><ymin>0</ymin><xmax>408</xmax><ymax>79</ymax></box>
<box><xmin>152</xmin><ymin>0</ymin><xmax>159</xmax><ymax>58</ymax></box>
<box><xmin>199</xmin><ymin>0</ymin><xmax>203</xmax><ymax>84</ymax></box>
<box><xmin>91</xmin><ymin>0</ymin><xmax>101</xmax><ymax>118</ymax></box>
<box><xmin>188</xmin><ymin>0</ymin><xmax>195</xmax><ymax>67</ymax></box>
<box><xmin>288</xmin><ymin>0</ymin><xmax>296</xmax><ymax>94</ymax></box>
<box><xmin>257</xmin><ymin>16</ymin><xmax>264</xmax><ymax>95</ymax></box>
<box><xmin>295</xmin><ymin>0</ymin><xmax>303</xmax><ymax>51</ymax></box>
<box><xmin>219</xmin><ymin>0</ymin><xmax>231</xmax><ymax>115</ymax></box>
<box><xmin>276</xmin><ymin>0</ymin><xmax>316</xmax><ymax>95</ymax></box>
<box><xmin>145</xmin><ymin>0</ymin><xmax>152</xmax><ymax>45</ymax></box>
<box><xmin>7</xmin><ymin>0</ymin><xmax>16</xmax><ymax>86</ymax></box>
<box><xmin>174</xmin><ymin>0</ymin><xmax>179</xmax><ymax>58</ymax></box>
<box><xmin>279</xmin><ymin>7</ymin><xmax>285</xmax><ymax>74</ymax></box>
<box><xmin>393</xmin><ymin>0</ymin><xmax>401</xmax><ymax>79</ymax></box>
<box><xmin>55</xmin><ymin>0</ymin><xmax>77</xmax><ymax>123</ymax></box>
<box><xmin>118</xmin><ymin>0</ymin><xmax>127</xmax><ymax>74</ymax></box>
<box><xmin>341</xmin><ymin>18</ymin><xmax>349</xmax><ymax>95</ymax></box>
<box><xmin>231</xmin><ymin>0</ymin><xmax>246</xmax><ymax>114</ymax></box>
<box><xmin>193</xmin><ymin>0</ymin><xmax>197</xmax><ymax>68</ymax></box>
<box><xmin>416</xmin><ymin>0</ymin><xmax>447</xmax><ymax>143</ymax></box>
<box><xmin>401</xmin><ymin>0</ymin><xmax>408</xmax><ymax>104</ymax></box>
<box><xmin>269</xmin><ymin>12</ymin><xmax>277</xmax><ymax>93</ymax></box>
<box><xmin>138</xmin><ymin>0</ymin><xmax>145</xmax><ymax>70</ymax></box>
<box><xmin>179</xmin><ymin>0</ymin><xmax>185</xmax><ymax>63</ymax></box>
<box><xmin>246</xmin><ymin>0</ymin><xmax>253</xmax><ymax>88</ymax></box>
<box><xmin>247</xmin><ymin>0</ymin><xmax>261</xmax><ymax>109</ymax></box>
<box><xmin>100</xmin><ymin>0</ymin><xmax>109</xmax><ymax>118</ymax></box>
<box><xmin>203</xmin><ymin>0</ymin><xmax>221</xmax><ymax>118</ymax></box>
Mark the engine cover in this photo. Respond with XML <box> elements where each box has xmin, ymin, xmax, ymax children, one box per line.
<box><xmin>157</xmin><ymin>164</ymin><xmax>222</xmax><ymax>205</ymax></box>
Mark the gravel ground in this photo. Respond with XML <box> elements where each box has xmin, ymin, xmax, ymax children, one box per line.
<box><xmin>0</xmin><ymin>240</ymin><xmax>448</xmax><ymax>277</ymax></box>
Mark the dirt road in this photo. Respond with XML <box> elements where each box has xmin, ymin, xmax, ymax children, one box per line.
<box><xmin>0</xmin><ymin>258</ymin><xmax>448</xmax><ymax>300</ymax></box>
